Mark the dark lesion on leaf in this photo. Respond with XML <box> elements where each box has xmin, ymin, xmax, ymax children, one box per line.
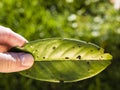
<box><xmin>87</xmin><ymin>61</ymin><xmax>90</xmax><ymax>65</ymax></box>
<box><xmin>90</xmin><ymin>50</ymin><xmax>93</xmax><ymax>52</ymax></box>
<box><xmin>43</xmin><ymin>57</ymin><xmax>46</xmax><ymax>59</ymax></box>
<box><xmin>87</xmin><ymin>61</ymin><xmax>90</xmax><ymax>71</ymax></box>
<box><xmin>59</xmin><ymin>80</ymin><xmax>64</xmax><ymax>83</ymax></box>
<box><xmin>52</xmin><ymin>46</ymin><xmax>56</xmax><ymax>49</ymax></box>
<box><xmin>72</xmin><ymin>46</ymin><xmax>75</xmax><ymax>48</ymax></box>
<box><xmin>97</xmin><ymin>47</ymin><xmax>101</xmax><ymax>51</ymax></box>
<box><xmin>76</xmin><ymin>55</ymin><xmax>81</xmax><ymax>60</ymax></box>
<box><xmin>88</xmin><ymin>68</ymin><xmax>90</xmax><ymax>72</ymax></box>
<box><xmin>78</xmin><ymin>44</ymin><xmax>81</xmax><ymax>48</ymax></box>
<box><xmin>35</xmin><ymin>49</ymin><xmax>38</xmax><ymax>52</ymax></box>
<box><xmin>37</xmin><ymin>55</ymin><xmax>39</xmax><ymax>58</ymax></box>
<box><xmin>65</xmin><ymin>57</ymin><xmax>69</xmax><ymax>59</ymax></box>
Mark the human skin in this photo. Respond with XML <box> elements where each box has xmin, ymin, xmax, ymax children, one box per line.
<box><xmin>0</xmin><ymin>26</ymin><xmax>34</xmax><ymax>73</ymax></box>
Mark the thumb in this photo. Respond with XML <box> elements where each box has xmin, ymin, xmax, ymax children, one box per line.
<box><xmin>0</xmin><ymin>52</ymin><xmax>34</xmax><ymax>73</ymax></box>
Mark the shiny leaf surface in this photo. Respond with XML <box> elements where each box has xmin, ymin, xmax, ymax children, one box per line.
<box><xmin>18</xmin><ymin>38</ymin><xmax>112</xmax><ymax>83</ymax></box>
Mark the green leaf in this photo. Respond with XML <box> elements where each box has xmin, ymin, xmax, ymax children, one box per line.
<box><xmin>17</xmin><ymin>38</ymin><xmax>112</xmax><ymax>83</ymax></box>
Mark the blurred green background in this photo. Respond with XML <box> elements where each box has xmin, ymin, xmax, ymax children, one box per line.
<box><xmin>0</xmin><ymin>0</ymin><xmax>120</xmax><ymax>90</ymax></box>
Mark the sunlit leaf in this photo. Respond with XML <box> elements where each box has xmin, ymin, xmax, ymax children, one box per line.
<box><xmin>16</xmin><ymin>38</ymin><xmax>112</xmax><ymax>83</ymax></box>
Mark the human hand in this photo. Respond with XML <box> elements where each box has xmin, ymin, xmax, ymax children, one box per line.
<box><xmin>0</xmin><ymin>26</ymin><xmax>34</xmax><ymax>73</ymax></box>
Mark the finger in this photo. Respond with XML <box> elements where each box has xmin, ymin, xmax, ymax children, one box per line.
<box><xmin>0</xmin><ymin>26</ymin><xmax>28</xmax><ymax>48</ymax></box>
<box><xmin>0</xmin><ymin>52</ymin><xmax>34</xmax><ymax>73</ymax></box>
<box><xmin>0</xmin><ymin>45</ymin><xmax>11</xmax><ymax>52</ymax></box>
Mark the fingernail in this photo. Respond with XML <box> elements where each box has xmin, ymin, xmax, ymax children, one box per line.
<box><xmin>20</xmin><ymin>54</ymin><xmax>34</xmax><ymax>67</ymax></box>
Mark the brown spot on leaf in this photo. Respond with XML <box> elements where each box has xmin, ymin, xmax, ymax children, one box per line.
<box><xmin>72</xmin><ymin>46</ymin><xmax>75</xmax><ymax>48</ymax></box>
<box><xmin>59</xmin><ymin>80</ymin><xmax>64</xmax><ymax>83</ymax></box>
<box><xmin>88</xmin><ymin>68</ymin><xmax>90</xmax><ymax>71</ymax></box>
<box><xmin>52</xmin><ymin>46</ymin><xmax>56</xmax><ymax>49</ymax></box>
<box><xmin>97</xmin><ymin>48</ymin><xmax>101</xmax><ymax>50</ymax></box>
<box><xmin>65</xmin><ymin>57</ymin><xmax>69</xmax><ymax>59</ymax></box>
<box><xmin>90</xmin><ymin>50</ymin><xmax>93</xmax><ymax>52</ymax></box>
<box><xmin>37</xmin><ymin>55</ymin><xmax>39</xmax><ymax>58</ymax></box>
<box><xmin>76</xmin><ymin>55</ymin><xmax>81</xmax><ymax>60</ymax></box>
<box><xmin>43</xmin><ymin>57</ymin><xmax>45</xmax><ymax>59</ymax></box>
<box><xmin>78</xmin><ymin>45</ymin><xmax>81</xmax><ymax>48</ymax></box>
<box><xmin>87</xmin><ymin>61</ymin><xmax>90</xmax><ymax>65</ymax></box>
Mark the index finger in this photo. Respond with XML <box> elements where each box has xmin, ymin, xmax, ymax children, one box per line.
<box><xmin>0</xmin><ymin>26</ymin><xmax>28</xmax><ymax>49</ymax></box>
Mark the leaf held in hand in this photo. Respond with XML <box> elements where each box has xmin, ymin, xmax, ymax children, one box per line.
<box><xmin>18</xmin><ymin>38</ymin><xmax>112</xmax><ymax>83</ymax></box>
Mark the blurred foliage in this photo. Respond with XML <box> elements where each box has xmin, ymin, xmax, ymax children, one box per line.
<box><xmin>0</xmin><ymin>0</ymin><xmax>120</xmax><ymax>90</ymax></box>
